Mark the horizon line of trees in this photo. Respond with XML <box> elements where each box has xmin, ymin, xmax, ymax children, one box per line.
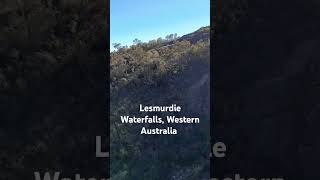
<box><xmin>112</xmin><ymin>33</ymin><xmax>178</xmax><ymax>51</ymax></box>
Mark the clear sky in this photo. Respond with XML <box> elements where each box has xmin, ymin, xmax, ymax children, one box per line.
<box><xmin>110</xmin><ymin>0</ymin><xmax>210</xmax><ymax>51</ymax></box>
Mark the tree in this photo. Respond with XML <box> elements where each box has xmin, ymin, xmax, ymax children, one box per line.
<box><xmin>112</xmin><ymin>43</ymin><xmax>121</xmax><ymax>50</ymax></box>
<box><xmin>165</xmin><ymin>33</ymin><xmax>178</xmax><ymax>41</ymax></box>
<box><xmin>133</xmin><ymin>38</ymin><xmax>142</xmax><ymax>45</ymax></box>
<box><xmin>173</xmin><ymin>33</ymin><xmax>178</xmax><ymax>39</ymax></box>
<box><xmin>156</xmin><ymin>37</ymin><xmax>163</xmax><ymax>43</ymax></box>
<box><xmin>165</xmin><ymin>34</ymin><xmax>173</xmax><ymax>41</ymax></box>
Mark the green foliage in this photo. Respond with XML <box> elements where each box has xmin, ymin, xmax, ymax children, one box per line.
<box><xmin>110</xmin><ymin>27</ymin><xmax>210</xmax><ymax>179</ymax></box>
<box><xmin>110</xmin><ymin>32</ymin><xmax>209</xmax><ymax>92</ymax></box>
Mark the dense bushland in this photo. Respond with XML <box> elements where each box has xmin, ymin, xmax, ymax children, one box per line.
<box><xmin>110</xmin><ymin>27</ymin><xmax>210</xmax><ymax>180</ymax></box>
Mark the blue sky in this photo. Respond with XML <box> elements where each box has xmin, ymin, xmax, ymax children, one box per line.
<box><xmin>110</xmin><ymin>0</ymin><xmax>210</xmax><ymax>51</ymax></box>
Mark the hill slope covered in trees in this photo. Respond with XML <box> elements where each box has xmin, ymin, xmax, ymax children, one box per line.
<box><xmin>110</xmin><ymin>27</ymin><xmax>210</xmax><ymax>180</ymax></box>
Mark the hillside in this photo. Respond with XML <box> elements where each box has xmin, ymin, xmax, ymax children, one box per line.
<box><xmin>110</xmin><ymin>27</ymin><xmax>210</xmax><ymax>180</ymax></box>
<box><xmin>178</xmin><ymin>26</ymin><xmax>210</xmax><ymax>44</ymax></box>
<box><xmin>0</xmin><ymin>1</ymin><xmax>107</xmax><ymax>179</ymax></box>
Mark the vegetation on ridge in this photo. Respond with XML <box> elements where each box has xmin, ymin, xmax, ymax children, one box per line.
<box><xmin>110</xmin><ymin>27</ymin><xmax>210</xmax><ymax>180</ymax></box>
